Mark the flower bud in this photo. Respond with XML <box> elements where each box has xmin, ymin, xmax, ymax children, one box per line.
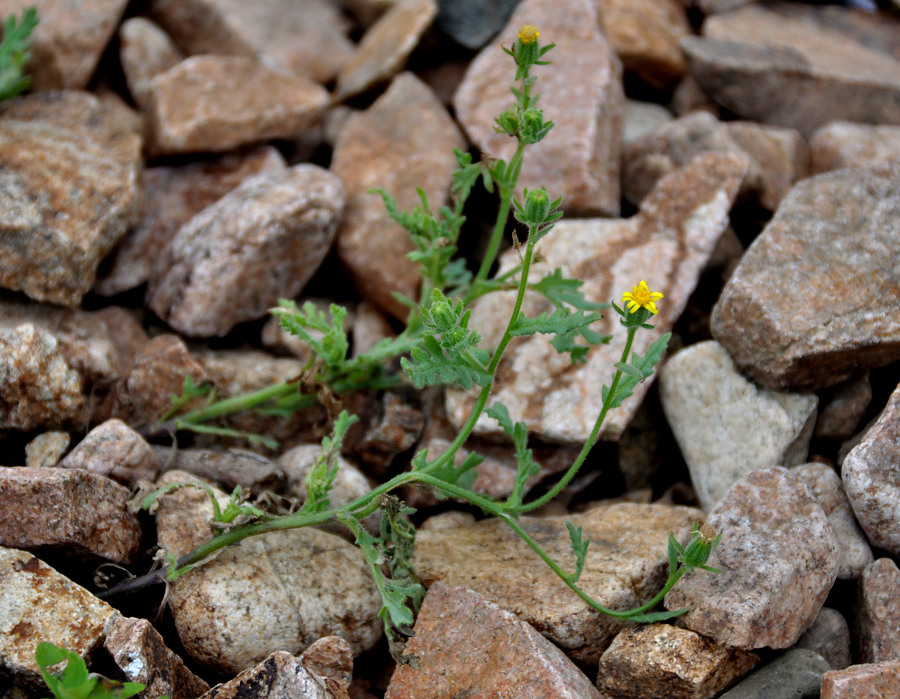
<box><xmin>522</xmin><ymin>187</ymin><xmax>551</xmax><ymax>224</ymax></box>
<box><xmin>494</xmin><ymin>108</ymin><xmax>520</xmax><ymax>136</ymax></box>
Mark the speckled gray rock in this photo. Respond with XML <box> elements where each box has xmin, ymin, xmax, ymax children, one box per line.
<box><xmin>118</xmin><ymin>17</ymin><xmax>182</xmax><ymax>108</ymax></box>
<box><xmin>104</xmin><ymin>616</ymin><xmax>210</xmax><ymax>699</ymax></box>
<box><xmin>144</xmin><ymin>56</ymin><xmax>329</xmax><ymax>156</ymax></box>
<box><xmin>0</xmin><ymin>324</ymin><xmax>84</xmax><ymax>431</ymax></box>
<box><xmin>0</xmin><ymin>547</ymin><xmax>119</xmax><ymax>689</ymax></box>
<box><xmin>154</xmin><ymin>471</ymin><xmax>382</xmax><ymax>674</ymax></box>
<box><xmin>147</xmin><ymin>165</ymin><xmax>343</xmax><ymax>337</ymax></box>
<box><xmin>200</xmin><ymin>651</ymin><xmax>340</xmax><ymax>699</ymax></box>
<box><xmin>436</xmin><ymin>0</ymin><xmax>520</xmax><ymax>49</ymax></box>
<box><xmin>156</xmin><ymin>446</ymin><xmax>287</xmax><ymax>495</ymax></box>
<box><xmin>842</xmin><ymin>381</ymin><xmax>900</xmax><ymax>556</ymax></box>
<box><xmin>815</xmin><ymin>374</ymin><xmax>873</xmax><ymax>441</ymax></box>
<box><xmin>595</xmin><ymin>624</ymin><xmax>758</xmax><ymax>699</ymax></box>
<box><xmin>623</xmin><ymin>100</ymin><xmax>673</xmax><ymax>144</ymax></box>
<box><xmin>681</xmin><ymin>3</ymin><xmax>900</xmax><ymax>136</ymax></box>
<box><xmin>60</xmin><ymin>419</ymin><xmax>159</xmax><ymax>485</ymax></box>
<box><xmin>711</xmin><ymin>160</ymin><xmax>900</xmax><ymax>392</ymax></box>
<box><xmin>97</xmin><ymin>146</ymin><xmax>286</xmax><ymax>297</ymax></box>
<box><xmin>821</xmin><ymin>660</ymin><xmax>900</xmax><ymax>698</ymax></box>
<box><xmin>448</xmin><ymin>154</ymin><xmax>746</xmax><ymax>445</ymax></box>
<box><xmin>0</xmin><ymin>91</ymin><xmax>143</xmax><ymax>307</ymax></box>
<box><xmin>787</xmin><ymin>463</ymin><xmax>873</xmax><ymax>580</ymax></box>
<box><xmin>855</xmin><ymin>558</ymin><xmax>900</xmax><ymax>664</ymax></box>
<box><xmin>453</xmin><ymin>0</ymin><xmax>623</xmax><ymax>216</ymax></box>
<box><xmin>332</xmin><ymin>72</ymin><xmax>464</xmax><ymax>319</ymax></box>
<box><xmin>796</xmin><ymin>607</ymin><xmax>852</xmax><ymax>671</ymax></box>
<box><xmin>659</xmin><ymin>340</ymin><xmax>818</xmax><ymax>512</ymax></box>
<box><xmin>386</xmin><ymin>583</ymin><xmax>602</xmax><ymax>698</ymax></box>
<box><xmin>0</xmin><ymin>467</ymin><xmax>143</xmax><ymax>563</ymax></box>
<box><xmin>717</xmin><ymin>648</ymin><xmax>831</xmax><ymax>699</ymax></box>
<box><xmin>335</xmin><ymin>0</ymin><xmax>437</xmax><ymax>100</ymax></box>
<box><xmin>413</xmin><ymin>502</ymin><xmax>701</xmax><ymax>665</ymax></box>
<box><xmin>665</xmin><ymin>467</ymin><xmax>840</xmax><ymax>650</ymax></box>
<box><xmin>148</xmin><ymin>0</ymin><xmax>355</xmax><ymax>85</ymax></box>
<box><xmin>811</xmin><ymin>122</ymin><xmax>900</xmax><ymax>174</ymax></box>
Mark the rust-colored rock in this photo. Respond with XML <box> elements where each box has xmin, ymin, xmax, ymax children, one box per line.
<box><xmin>821</xmin><ymin>660</ymin><xmax>900</xmax><ymax>699</ymax></box>
<box><xmin>855</xmin><ymin>558</ymin><xmax>900</xmax><ymax>664</ymax></box>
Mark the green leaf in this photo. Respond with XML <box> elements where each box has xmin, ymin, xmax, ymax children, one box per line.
<box><xmin>621</xmin><ymin>608</ymin><xmax>689</xmax><ymax>624</ymax></box>
<box><xmin>269</xmin><ymin>300</ymin><xmax>350</xmax><ymax>374</ymax></box>
<box><xmin>428</xmin><ymin>450</ymin><xmax>483</xmax><ymax>495</ymax></box>
<box><xmin>301</xmin><ymin>411</ymin><xmax>359</xmax><ymax>515</ymax></box>
<box><xmin>510</xmin><ymin>307</ymin><xmax>601</xmax><ymax>338</ymax></box>
<box><xmin>529</xmin><ymin>269</ymin><xmax>607</xmax><ymax>311</ymax></box>
<box><xmin>486</xmin><ymin>403</ymin><xmax>539</xmax><ymax>510</ymax></box>
<box><xmin>565</xmin><ymin>520</ymin><xmax>589</xmax><ymax>582</ymax></box>
<box><xmin>601</xmin><ymin>332</ymin><xmax>671</xmax><ymax>409</ymax></box>
<box><xmin>0</xmin><ymin>6</ymin><xmax>39</xmax><ymax>102</ymax></box>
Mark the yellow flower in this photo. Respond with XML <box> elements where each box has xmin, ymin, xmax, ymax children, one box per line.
<box><xmin>518</xmin><ymin>25</ymin><xmax>539</xmax><ymax>44</ymax></box>
<box><xmin>622</xmin><ymin>280</ymin><xmax>664</xmax><ymax>315</ymax></box>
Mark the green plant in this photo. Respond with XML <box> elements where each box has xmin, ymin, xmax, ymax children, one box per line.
<box><xmin>105</xmin><ymin>25</ymin><xmax>720</xmax><ymax>647</ymax></box>
<box><xmin>0</xmin><ymin>6</ymin><xmax>38</xmax><ymax>102</ymax></box>
<box><xmin>34</xmin><ymin>643</ymin><xmax>146</xmax><ymax>699</ymax></box>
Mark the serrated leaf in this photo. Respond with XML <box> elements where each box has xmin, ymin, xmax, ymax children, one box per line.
<box><xmin>530</xmin><ymin>269</ymin><xmax>607</xmax><ymax>311</ymax></box>
<box><xmin>565</xmin><ymin>520</ymin><xmax>590</xmax><ymax>582</ymax></box>
<box><xmin>509</xmin><ymin>307</ymin><xmax>601</xmax><ymax>338</ymax></box>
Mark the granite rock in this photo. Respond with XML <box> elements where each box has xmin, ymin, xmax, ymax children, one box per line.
<box><xmin>711</xmin><ymin>161</ymin><xmax>900</xmax><ymax>391</ymax></box>
<box><xmin>796</xmin><ymin>607</ymin><xmax>852</xmax><ymax>671</ymax></box>
<box><xmin>59</xmin><ymin>419</ymin><xmax>159</xmax><ymax>485</ymax></box>
<box><xmin>298</xmin><ymin>636</ymin><xmax>353</xmax><ymax>691</ymax></box>
<box><xmin>413</xmin><ymin>502</ymin><xmax>701</xmax><ymax>665</ymax></box>
<box><xmin>118</xmin><ymin>17</ymin><xmax>183</xmax><ymax>109</ymax></box>
<box><xmin>665</xmin><ymin>467</ymin><xmax>840</xmax><ymax>650</ymax></box>
<box><xmin>454</xmin><ymin>0</ymin><xmax>622</xmax><ymax>216</ymax></box>
<box><xmin>156</xmin><ymin>446</ymin><xmax>287</xmax><ymax>495</ymax></box>
<box><xmin>446</xmin><ymin>153</ymin><xmax>747</xmax><ymax>444</ymax></box>
<box><xmin>815</xmin><ymin>374</ymin><xmax>873</xmax><ymax>441</ymax></box>
<box><xmin>842</xmin><ymin>381</ymin><xmax>900</xmax><ymax>556</ymax></box>
<box><xmin>385</xmin><ymin>583</ymin><xmax>602</xmax><ymax>698</ymax></box>
<box><xmin>623</xmin><ymin>100</ymin><xmax>673</xmax><ymax>145</ymax></box>
<box><xmin>659</xmin><ymin>340</ymin><xmax>818</xmax><ymax>512</ymax></box>
<box><xmin>855</xmin><ymin>558</ymin><xmax>900</xmax><ymax>664</ymax></box>
<box><xmin>24</xmin><ymin>432</ymin><xmax>70</xmax><ymax>469</ymax></box>
<box><xmin>717</xmin><ymin>648</ymin><xmax>831</xmax><ymax>699</ymax></box>
<box><xmin>200</xmin><ymin>651</ymin><xmax>346</xmax><ymax>699</ymax></box>
<box><xmin>147</xmin><ymin>165</ymin><xmax>343</xmax><ymax>337</ymax></box>
<box><xmin>811</xmin><ymin>122</ymin><xmax>900</xmax><ymax>174</ymax></box>
<box><xmin>332</xmin><ymin>72</ymin><xmax>464</xmax><ymax>319</ymax></box>
<box><xmin>821</xmin><ymin>660</ymin><xmax>900</xmax><ymax>699</ymax></box>
<box><xmin>0</xmin><ymin>467</ymin><xmax>143</xmax><ymax>564</ymax></box>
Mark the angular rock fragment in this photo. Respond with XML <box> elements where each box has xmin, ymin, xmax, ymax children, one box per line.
<box><xmin>660</xmin><ymin>341</ymin><xmax>817</xmax><ymax>511</ymax></box>
<box><xmin>104</xmin><ymin>616</ymin><xmax>210</xmax><ymax>699</ymax></box>
<box><xmin>453</xmin><ymin>0</ymin><xmax>623</xmax><ymax>215</ymax></box>
<box><xmin>155</xmin><ymin>471</ymin><xmax>382</xmax><ymax>674</ymax></box>
<box><xmin>144</xmin><ymin>56</ymin><xmax>329</xmax><ymax>156</ymax></box>
<box><xmin>787</xmin><ymin>463</ymin><xmax>872</xmax><ymax>580</ymax></box>
<box><xmin>665</xmin><ymin>467</ymin><xmax>840</xmax><ymax>650</ymax></box>
<box><xmin>842</xmin><ymin>381</ymin><xmax>900</xmax><ymax>556</ymax></box>
<box><xmin>298</xmin><ymin>636</ymin><xmax>353</xmax><ymax>691</ymax></box>
<box><xmin>0</xmin><ymin>467</ymin><xmax>143</xmax><ymax>564</ymax></box>
<box><xmin>0</xmin><ymin>91</ymin><xmax>143</xmax><ymax>306</ymax></box>
<box><xmin>717</xmin><ymin>648</ymin><xmax>831</xmax><ymax>699</ymax></box>
<box><xmin>681</xmin><ymin>3</ymin><xmax>900</xmax><ymax>135</ymax></box>
<box><xmin>711</xmin><ymin>161</ymin><xmax>900</xmax><ymax>391</ymax></box>
<box><xmin>854</xmin><ymin>558</ymin><xmax>900</xmax><ymax>664</ymax></box>
<box><xmin>24</xmin><ymin>432</ymin><xmax>70</xmax><ymax>469</ymax></box>
<box><xmin>435</xmin><ymin>0</ymin><xmax>519</xmax><ymax>49</ymax></box>
<box><xmin>811</xmin><ymin>122</ymin><xmax>900</xmax><ymax>174</ymax></box>
<box><xmin>413</xmin><ymin>502</ymin><xmax>701</xmax><ymax>664</ymax></box>
<box><xmin>147</xmin><ymin>165</ymin><xmax>343</xmax><ymax>337</ymax></box>
<box><xmin>0</xmin><ymin>547</ymin><xmax>118</xmax><ymax>689</ymax></box>
<box><xmin>815</xmin><ymin>374</ymin><xmax>872</xmax><ymax>441</ymax></box>
<box><xmin>595</xmin><ymin>624</ymin><xmax>758</xmax><ymax>699</ymax></box>
<box><xmin>385</xmin><ymin>583</ymin><xmax>602</xmax><ymax>698</ymax></box>
<box><xmin>821</xmin><ymin>660</ymin><xmax>900</xmax><ymax>699</ymax></box>
<box><xmin>155</xmin><ymin>446</ymin><xmax>287</xmax><ymax>494</ymax></box>
<box><xmin>60</xmin><ymin>419</ymin><xmax>159</xmax><ymax>485</ymax></box>
<box><xmin>796</xmin><ymin>607</ymin><xmax>852</xmax><ymax>671</ymax></box>
<box><xmin>200</xmin><ymin>651</ymin><xmax>344</xmax><ymax>699</ymax></box>
<box><xmin>118</xmin><ymin>17</ymin><xmax>182</xmax><ymax>109</ymax></box>
<box><xmin>332</xmin><ymin>72</ymin><xmax>464</xmax><ymax>319</ymax></box>
<box><xmin>335</xmin><ymin>0</ymin><xmax>437</xmax><ymax>100</ymax></box>
<box><xmin>446</xmin><ymin>153</ymin><xmax>746</xmax><ymax>444</ymax></box>
<box><xmin>623</xmin><ymin>100</ymin><xmax>673</xmax><ymax>144</ymax></box>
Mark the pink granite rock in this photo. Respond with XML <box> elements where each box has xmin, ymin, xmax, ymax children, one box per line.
<box><xmin>385</xmin><ymin>583</ymin><xmax>603</xmax><ymax>698</ymax></box>
<box><xmin>446</xmin><ymin>153</ymin><xmax>746</xmax><ymax>444</ymax></box>
<box><xmin>815</xmin><ymin>375</ymin><xmax>873</xmax><ymax>441</ymax></box>
<box><xmin>821</xmin><ymin>661</ymin><xmax>900</xmax><ymax>699</ymax></box>
<box><xmin>144</xmin><ymin>56</ymin><xmax>329</xmax><ymax>156</ymax></box>
<box><xmin>453</xmin><ymin>0</ymin><xmax>623</xmax><ymax>216</ymax></box>
<box><xmin>298</xmin><ymin>636</ymin><xmax>353</xmax><ymax>691</ymax></box>
<box><xmin>200</xmin><ymin>651</ymin><xmax>345</xmax><ymax>699</ymax></box>
<box><xmin>118</xmin><ymin>17</ymin><xmax>182</xmax><ymax>109</ymax></box>
<box><xmin>332</xmin><ymin>72</ymin><xmax>465</xmax><ymax>319</ymax></box>
<box><xmin>810</xmin><ymin>122</ymin><xmax>900</xmax><ymax>174</ymax></box>
<box><xmin>665</xmin><ymin>467</ymin><xmax>840</xmax><ymax>650</ymax></box>
<box><xmin>855</xmin><ymin>558</ymin><xmax>900</xmax><ymax>664</ymax></box>
<box><xmin>59</xmin><ymin>419</ymin><xmax>159</xmax><ymax>485</ymax></box>
<box><xmin>147</xmin><ymin>165</ymin><xmax>344</xmax><ymax>337</ymax></box>
<box><xmin>711</xmin><ymin>161</ymin><xmax>900</xmax><ymax>392</ymax></box>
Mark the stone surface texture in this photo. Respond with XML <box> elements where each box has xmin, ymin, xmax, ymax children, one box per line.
<box><xmin>447</xmin><ymin>153</ymin><xmax>747</xmax><ymax>444</ymax></box>
<box><xmin>144</xmin><ymin>56</ymin><xmax>329</xmax><ymax>156</ymax></box>
<box><xmin>413</xmin><ymin>502</ymin><xmax>701</xmax><ymax>665</ymax></box>
<box><xmin>842</xmin><ymin>381</ymin><xmax>900</xmax><ymax>556</ymax></box>
<box><xmin>435</xmin><ymin>0</ymin><xmax>519</xmax><ymax>49</ymax></box>
<box><xmin>711</xmin><ymin>160</ymin><xmax>900</xmax><ymax>391</ymax></box>
<box><xmin>811</xmin><ymin>122</ymin><xmax>900</xmax><ymax>174</ymax></box>
<box><xmin>298</xmin><ymin>636</ymin><xmax>353</xmax><ymax>691</ymax></box>
<box><xmin>156</xmin><ymin>446</ymin><xmax>287</xmax><ymax>495</ymax></box>
<box><xmin>118</xmin><ymin>17</ymin><xmax>182</xmax><ymax>108</ymax></box>
<box><xmin>787</xmin><ymin>463</ymin><xmax>873</xmax><ymax>580</ymax></box>
<box><xmin>24</xmin><ymin>432</ymin><xmax>70</xmax><ymax>469</ymax></box>
<box><xmin>815</xmin><ymin>374</ymin><xmax>873</xmax><ymax>441</ymax></box>
<box><xmin>0</xmin><ymin>547</ymin><xmax>119</xmax><ymax>689</ymax></box>
<box><xmin>595</xmin><ymin>623</ymin><xmax>758</xmax><ymax>699</ymax></box>
<box><xmin>385</xmin><ymin>583</ymin><xmax>602</xmax><ymax>699</ymax></box>
<box><xmin>0</xmin><ymin>91</ymin><xmax>143</xmax><ymax>306</ymax></box>
<box><xmin>155</xmin><ymin>471</ymin><xmax>382</xmax><ymax>674</ymax></box>
<box><xmin>717</xmin><ymin>648</ymin><xmax>831</xmax><ymax>699</ymax></box>
<box><xmin>147</xmin><ymin>165</ymin><xmax>344</xmax><ymax>337</ymax></box>
<box><xmin>855</xmin><ymin>558</ymin><xmax>900</xmax><ymax>664</ymax></box>
<box><xmin>335</xmin><ymin>0</ymin><xmax>437</xmax><ymax>100</ymax></box>
<box><xmin>200</xmin><ymin>651</ymin><xmax>346</xmax><ymax>699</ymax></box>
<box><xmin>104</xmin><ymin>616</ymin><xmax>210</xmax><ymax>699</ymax></box>
<box><xmin>660</xmin><ymin>340</ymin><xmax>818</xmax><ymax>512</ymax></box>
<box><xmin>682</xmin><ymin>3</ymin><xmax>900</xmax><ymax>135</ymax></box>
<box><xmin>665</xmin><ymin>467</ymin><xmax>840</xmax><ymax>650</ymax></box>
<box><xmin>821</xmin><ymin>660</ymin><xmax>900</xmax><ymax>699</ymax></box>
<box><xmin>59</xmin><ymin>419</ymin><xmax>159</xmax><ymax>484</ymax></box>
<box><xmin>0</xmin><ymin>467</ymin><xmax>142</xmax><ymax>563</ymax></box>
<box><xmin>332</xmin><ymin>72</ymin><xmax>464</xmax><ymax>319</ymax></box>
<box><xmin>453</xmin><ymin>0</ymin><xmax>623</xmax><ymax>216</ymax></box>
<box><xmin>795</xmin><ymin>607</ymin><xmax>852</xmax><ymax>671</ymax></box>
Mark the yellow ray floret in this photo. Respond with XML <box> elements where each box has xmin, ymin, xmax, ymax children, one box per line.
<box><xmin>518</xmin><ymin>25</ymin><xmax>539</xmax><ymax>44</ymax></box>
<box><xmin>622</xmin><ymin>280</ymin><xmax>664</xmax><ymax>315</ymax></box>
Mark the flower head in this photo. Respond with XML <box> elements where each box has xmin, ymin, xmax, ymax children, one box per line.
<box><xmin>518</xmin><ymin>25</ymin><xmax>539</xmax><ymax>44</ymax></box>
<box><xmin>622</xmin><ymin>280</ymin><xmax>663</xmax><ymax>315</ymax></box>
